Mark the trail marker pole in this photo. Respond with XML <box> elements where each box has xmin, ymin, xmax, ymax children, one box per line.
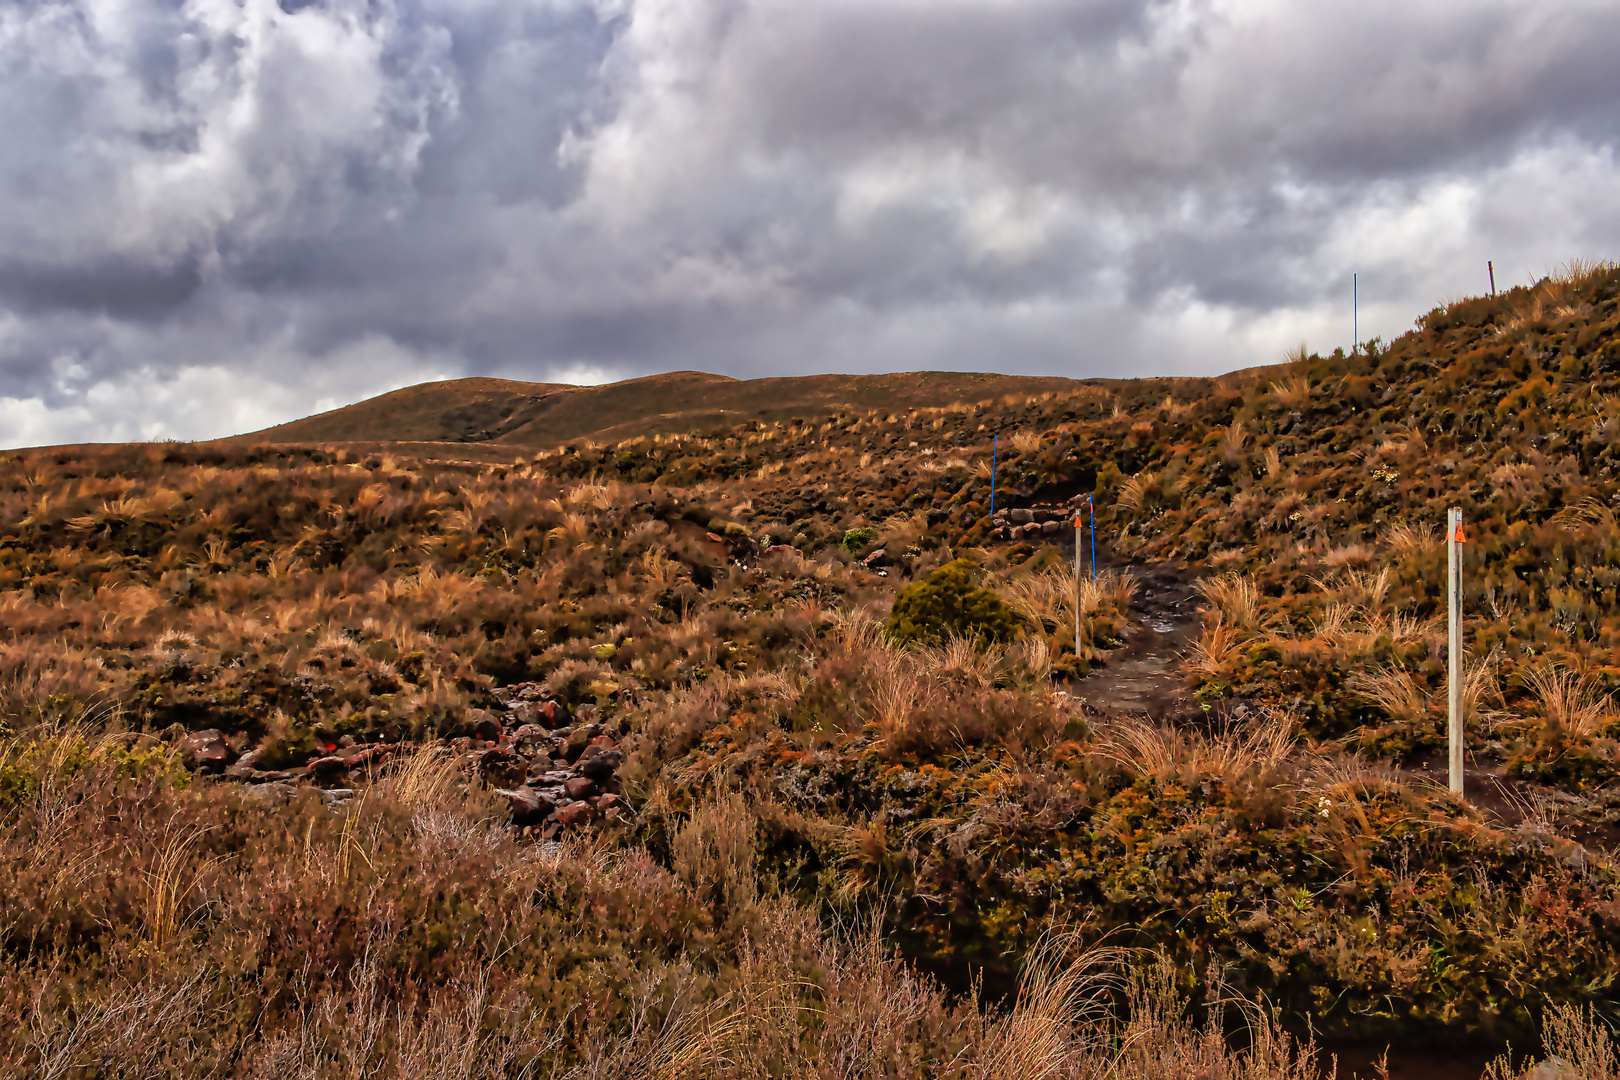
<box><xmin>1088</xmin><ymin>495</ymin><xmax>1097</xmax><ymax>580</ymax></box>
<box><xmin>991</xmin><ymin>436</ymin><xmax>997</xmax><ymax>516</ymax></box>
<box><xmin>1074</xmin><ymin>513</ymin><xmax>1084</xmax><ymax>652</ymax></box>
<box><xmin>1488</xmin><ymin>261</ymin><xmax>1496</xmax><ymax>298</ymax></box>
<box><xmin>1448</xmin><ymin>508</ymin><xmax>1465</xmax><ymax>796</ymax></box>
<box><xmin>1353</xmin><ymin>273</ymin><xmax>1358</xmax><ymax>355</ymax></box>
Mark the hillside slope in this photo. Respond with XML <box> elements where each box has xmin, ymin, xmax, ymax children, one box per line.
<box><xmin>5</xmin><ymin>263</ymin><xmax>1620</xmax><ymax>1066</ymax></box>
<box><xmin>237</xmin><ymin>369</ymin><xmax>1095</xmax><ymax>447</ymax></box>
<box><xmin>240</xmin><ymin>376</ymin><xmax>571</xmax><ymax>444</ymax></box>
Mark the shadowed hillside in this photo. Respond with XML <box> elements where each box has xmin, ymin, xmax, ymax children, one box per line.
<box><xmin>239</xmin><ymin>369</ymin><xmax>1098</xmax><ymax>448</ymax></box>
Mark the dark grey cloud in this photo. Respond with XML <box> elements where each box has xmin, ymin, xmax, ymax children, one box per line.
<box><xmin>0</xmin><ymin>255</ymin><xmax>205</xmax><ymax>319</ymax></box>
<box><xmin>1</xmin><ymin>0</ymin><xmax>1619</xmax><ymax>445</ymax></box>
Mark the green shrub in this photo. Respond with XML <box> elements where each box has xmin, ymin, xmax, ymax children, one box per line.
<box><xmin>886</xmin><ymin>559</ymin><xmax>1020</xmax><ymax>647</ymax></box>
<box><xmin>842</xmin><ymin>526</ymin><xmax>877</xmax><ymax>553</ymax></box>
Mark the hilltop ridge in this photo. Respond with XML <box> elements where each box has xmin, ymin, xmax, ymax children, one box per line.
<box><xmin>236</xmin><ymin>369</ymin><xmax>1098</xmax><ymax>448</ymax></box>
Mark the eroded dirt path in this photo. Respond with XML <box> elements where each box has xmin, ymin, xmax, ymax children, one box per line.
<box><xmin>1063</xmin><ymin>560</ymin><xmax>1620</xmax><ymax>852</ymax></box>
<box><xmin>1068</xmin><ymin>560</ymin><xmax>1205</xmax><ymax>723</ymax></box>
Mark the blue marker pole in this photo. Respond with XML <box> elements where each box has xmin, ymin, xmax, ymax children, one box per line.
<box><xmin>1088</xmin><ymin>494</ymin><xmax>1097</xmax><ymax>580</ymax></box>
<box><xmin>990</xmin><ymin>435</ymin><xmax>997</xmax><ymax>516</ymax></box>
<box><xmin>1353</xmin><ymin>272</ymin><xmax>1358</xmax><ymax>355</ymax></box>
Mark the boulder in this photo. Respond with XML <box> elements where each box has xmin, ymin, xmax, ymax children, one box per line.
<box><xmin>181</xmin><ymin>729</ymin><xmax>230</xmax><ymax>771</ymax></box>
<box><xmin>1041</xmin><ymin>520</ymin><xmax>1060</xmax><ymax>535</ymax></box>
<box><xmin>765</xmin><ymin>544</ymin><xmax>797</xmax><ymax>559</ymax></box>
<box><xmin>557</xmin><ymin>801</ymin><xmax>593</xmax><ymax>827</ymax></box>
<box><xmin>1010</xmin><ymin>509</ymin><xmax>1034</xmax><ymax>523</ymax></box>
<box><xmin>496</xmin><ymin>786</ymin><xmax>555</xmax><ymax>825</ymax></box>
<box><xmin>511</xmin><ymin>724</ymin><xmax>551</xmax><ymax>754</ymax></box>
<box><xmin>470</xmin><ymin>712</ymin><xmax>502</xmax><ymax>742</ymax></box>
<box><xmin>578</xmin><ymin>748</ymin><xmax>622</xmax><ymax>782</ymax></box>
<box><xmin>474</xmin><ymin>745</ymin><xmax>525</xmax><ymax>787</ymax></box>
<box><xmin>307</xmin><ymin>755</ymin><xmax>349</xmax><ymax>777</ymax></box>
<box><xmin>339</xmin><ymin>744</ymin><xmax>390</xmax><ymax>770</ymax></box>
<box><xmin>565</xmin><ymin>776</ymin><xmax>597</xmax><ymax>800</ymax></box>
<box><xmin>224</xmin><ymin>748</ymin><xmax>264</xmax><ymax>780</ymax></box>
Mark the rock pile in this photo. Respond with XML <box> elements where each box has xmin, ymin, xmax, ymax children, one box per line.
<box><xmin>483</xmin><ymin>681</ymin><xmax>628</xmax><ymax>837</ymax></box>
<box><xmin>990</xmin><ymin>495</ymin><xmax>1091</xmax><ymax>542</ymax></box>
<box><xmin>173</xmin><ymin>681</ymin><xmax>627</xmax><ymax>835</ymax></box>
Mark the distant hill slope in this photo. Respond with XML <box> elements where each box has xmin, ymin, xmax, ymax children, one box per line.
<box><xmin>236</xmin><ymin>370</ymin><xmax>1097</xmax><ymax>448</ymax></box>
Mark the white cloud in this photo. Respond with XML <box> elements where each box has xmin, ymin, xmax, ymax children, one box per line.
<box><xmin>1</xmin><ymin>0</ymin><xmax>1618</xmax><ymax>447</ymax></box>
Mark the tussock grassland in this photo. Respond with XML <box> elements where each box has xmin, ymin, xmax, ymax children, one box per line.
<box><xmin>6</xmin><ymin>264</ymin><xmax>1620</xmax><ymax>1073</ymax></box>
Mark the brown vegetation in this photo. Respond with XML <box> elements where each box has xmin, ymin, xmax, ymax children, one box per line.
<box><xmin>7</xmin><ymin>263</ymin><xmax>1620</xmax><ymax>1073</ymax></box>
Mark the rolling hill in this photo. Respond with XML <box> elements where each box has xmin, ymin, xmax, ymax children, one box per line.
<box><xmin>235</xmin><ymin>369</ymin><xmax>1100</xmax><ymax>448</ymax></box>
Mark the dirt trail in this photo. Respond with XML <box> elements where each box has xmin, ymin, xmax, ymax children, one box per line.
<box><xmin>1069</xmin><ymin>560</ymin><xmax>1205</xmax><ymax>723</ymax></box>
<box><xmin>1064</xmin><ymin>560</ymin><xmax>1620</xmax><ymax>851</ymax></box>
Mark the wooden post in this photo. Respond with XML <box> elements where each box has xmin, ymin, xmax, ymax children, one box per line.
<box><xmin>1448</xmin><ymin>507</ymin><xmax>1464</xmax><ymax>796</ymax></box>
<box><xmin>1488</xmin><ymin>261</ymin><xmax>1496</xmax><ymax>298</ymax></box>
<box><xmin>1074</xmin><ymin>513</ymin><xmax>1084</xmax><ymax>652</ymax></box>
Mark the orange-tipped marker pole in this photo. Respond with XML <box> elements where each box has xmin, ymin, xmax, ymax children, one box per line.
<box><xmin>1448</xmin><ymin>508</ymin><xmax>1465</xmax><ymax>796</ymax></box>
<box><xmin>1073</xmin><ymin>514</ymin><xmax>1084</xmax><ymax>654</ymax></box>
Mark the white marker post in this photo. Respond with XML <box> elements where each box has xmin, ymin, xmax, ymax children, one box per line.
<box><xmin>1447</xmin><ymin>508</ymin><xmax>1465</xmax><ymax>796</ymax></box>
<box><xmin>1073</xmin><ymin>512</ymin><xmax>1084</xmax><ymax>655</ymax></box>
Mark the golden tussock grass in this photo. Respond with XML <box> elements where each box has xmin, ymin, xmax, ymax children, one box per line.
<box><xmin>1196</xmin><ymin>573</ymin><xmax>1268</xmax><ymax>632</ymax></box>
<box><xmin>1519</xmin><ymin>664</ymin><xmax>1618</xmax><ymax>739</ymax></box>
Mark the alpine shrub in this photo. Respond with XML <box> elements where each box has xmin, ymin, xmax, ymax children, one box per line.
<box><xmin>886</xmin><ymin>559</ymin><xmax>1019</xmax><ymax>647</ymax></box>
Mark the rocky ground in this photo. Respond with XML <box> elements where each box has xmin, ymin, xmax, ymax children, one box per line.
<box><xmin>174</xmin><ymin>683</ymin><xmax>628</xmax><ymax>835</ymax></box>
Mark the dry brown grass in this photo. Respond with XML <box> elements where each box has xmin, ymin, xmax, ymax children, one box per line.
<box><xmin>139</xmin><ymin>820</ymin><xmax>228</xmax><ymax>951</ymax></box>
<box><xmin>673</xmin><ymin>788</ymin><xmax>758</xmax><ymax>910</ymax></box>
<box><xmin>1117</xmin><ymin>471</ymin><xmax>1174</xmax><ymax>516</ymax></box>
<box><xmin>1269</xmin><ymin>374</ymin><xmax>1312</xmax><ymax>408</ymax></box>
<box><xmin>375</xmin><ymin>745</ymin><xmax>462</xmax><ymax>810</ymax></box>
<box><xmin>1187</xmin><ymin>621</ymin><xmax>1244</xmax><ymax>682</ymax></box>
<box><xmin>976</xmin><ymin>933</ymin><xmax>1123</xmax><ymax>1078</ymax></box>
<box><xmin>1197</xmin><ymin>573</ymin><xmax>1268</xmax><ymax>632</ymax></box>
<box><xmin>1010</xmin><ymin>430</ymin><xmax>1044</xmax><ymax>455</ymax></box>
<box><xmin>1263</xmin><ymin>445</ymin><xmax>1283</xmax><ymax>479</ymax></box>
<box><xmin>1320</xmin><ymin>542</ymin><xmax>1373</xmax><ymax>570</ymax></box>
<box><xmin>1094</xmin><ymin>714</ymin><xmax>1295</xmax><ymax>782</ymax></box>
<box><xmin>1321</xmin><ymin>567</ymin><xmax>1393</xmax><ymax>613</ymax></box>
<box><xmin>1486</xmin><ymin>1003</ymin><xmax>1619</xmax><ymax>1079</ymax></box>
<box><xmin>1520</xmin><ymin>664</ymin><xmax>1617</xmax><ymax>738</ymax></box>
<box><xmin>1221</xmin><ymin>420</ymin><xmax>1248</xmax><ymax>463</ymax></box>
<box><xmin>998</xmin><ymin>566</ymin><xmax>1135</xmax><ymax>635</ymax></box>
<box><xmin>1348</xmin><ymin>667</ymin><xmax>1431</xmax><ymax>726</ymax></box>
<box><xmin>1382</xmin><ymin>520</ymin><xmax>1439</xmax><ymax>557</ymax></box>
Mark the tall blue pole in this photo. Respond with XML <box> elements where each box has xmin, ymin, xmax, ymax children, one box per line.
<box><xmin>1353</xmin><ymin>273</ymin><xmax>1358</xmax><ymax>355</ymax></box>
<box><xmin>990</xmin><ymin>435</ymin><xmax>997</xmax><ymax>516</ymax></box>
<box><xmin>1088</xmin><ymin>494</ymin><xmax>1097</xmax><ymax>580</ymax></box>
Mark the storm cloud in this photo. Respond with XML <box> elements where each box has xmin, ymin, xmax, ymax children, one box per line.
<box><xmin>2</xmin><ymin>0</ymin><xmax>1618</xmax><ymax>445</ymax></box>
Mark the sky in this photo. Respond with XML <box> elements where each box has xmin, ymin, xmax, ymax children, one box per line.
<box><xmin>2</xmin><ymin>0</ymin><xmax>1618</xmax><ymax>447</ymax></box>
